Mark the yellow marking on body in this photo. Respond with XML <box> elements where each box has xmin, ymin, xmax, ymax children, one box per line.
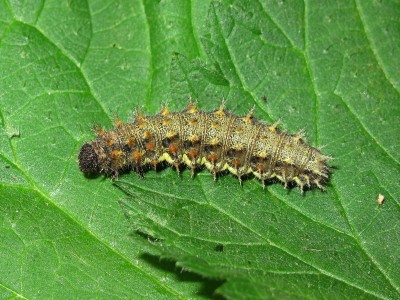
<box><xmin>190</xmin><ymin>134</ymin><xmax>199</xmax><ymax>142</ymax></box>
<box><xmin>115</xmin><ymin>120</ymin><xmax>123</xmax><ymax>128</ymax></box>
<box><xmin>111</xmin><ymin>150</ymin><xmax>123</xmax><ymax>159</ymax></box>
<box><xmin>166</xmin><ymin>131</ymin><xmax>177</xmax><ymax>138</ymax></box>
<box><xmin>182</xmin><ymin>154</ymin><xmax>192</xmax><ymax>166</ymax></box>
<box><xmin>143</xmin><ymin>131</ymin><xmax>152</xmax><ymax>139</ymax></box>
<box><xmin>284</xmin><ymin>158</ymin><xmax>293</xmax><ymax>164</ymax></box>
<box><xmin>162</xmin><ymin>153</ymin><xmax>174</xmax><ymax>164</ymax></box>
<box><xmin>162</xmin><ymin>118</ymin><xmax>171</xmax><ymax>126</ymax></box>
<box><xmin>187</xmin><ymin>105</ymin><xmax>198</xmax><ymax>113</ymax></box>
<box><xmin>227</xmin><ymin>166</ymin><xmax>238</xmax><ymax>175</ymax></box>
<box><xmin>258</xmin><ymin>151</ymin><xmax>268</xmax><ymax>158</ymax></box>
<box><xmin>232</xmin><ymin>143</ymin><xmax>244</xmax><ymax>150</ymax></box>
<box><xmin>161</xmin><ymin>104</ymin><xmax>170</xmax><ymax>115</ymax></box>
<box><xmin>210</xmin><ymin>138</ymin><xmax>220</xmax><ymax>145</ymax></box>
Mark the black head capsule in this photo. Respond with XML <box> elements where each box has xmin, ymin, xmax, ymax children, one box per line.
<box><xmin>78</xmin><ymin>143</ymin><xmax>100</xmax><ymax>174</ymax></box>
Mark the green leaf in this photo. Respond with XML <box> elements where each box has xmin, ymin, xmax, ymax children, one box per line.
<box><xmin>0</xmin><ymin>1</ymin><xmax>399</xmax><ymax>300</ymax></box>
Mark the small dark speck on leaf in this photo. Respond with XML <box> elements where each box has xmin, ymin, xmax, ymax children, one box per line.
<box><xmin>136</xmin><ymin>230</ymin><xmax>161</xmax><ymax>243</ymax></box>
<box><xmin>215</xmin><ymin>244</ymin><xmax>224</xmax><ymax>252</ymax></box>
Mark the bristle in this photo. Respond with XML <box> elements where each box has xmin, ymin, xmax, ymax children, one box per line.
<box><xmin>160</xmin><ymin>102</ymin><xmax>170</xmax><ymax>116</ymax></box>
<box><xmin>268</xmin><ymin>119</ymin><xmax>280</xmax><ymax>132</ymax></box>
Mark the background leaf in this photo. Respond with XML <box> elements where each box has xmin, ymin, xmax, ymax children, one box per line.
<box><xmin>0</xmin><ymin>1</ymin><xmax>399</xmax><ymax>300</ymax></box>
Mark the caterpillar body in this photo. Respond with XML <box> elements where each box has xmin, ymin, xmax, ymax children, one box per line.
<box><xmin>78</xmin><ymin>102</ymin><xmax>331</xmax><ymax>190</ymax></box>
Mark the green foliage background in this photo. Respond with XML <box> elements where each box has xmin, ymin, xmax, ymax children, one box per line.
<box><xmin>0</xmin><ymin>0</ymin><xmax>399</xmax><ymax>299</ymax></box>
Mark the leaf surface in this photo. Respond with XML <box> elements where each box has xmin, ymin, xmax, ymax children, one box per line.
<box><xmin>0</xmin><ymin>0</ymin><xmax>399</xmax><ymax>299</ymax></box>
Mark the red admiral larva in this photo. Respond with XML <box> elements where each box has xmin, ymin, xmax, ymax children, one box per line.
<box><xmin>78</xmin><ymin>102</ymin><xmax>331</xmax><ymax>191</ymax></box>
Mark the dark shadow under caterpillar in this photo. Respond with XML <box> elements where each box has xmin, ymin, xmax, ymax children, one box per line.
<box><xmin>79</xmin><ymin>102</ymin><xmax>331</xmax><ymax>191</ymax></box>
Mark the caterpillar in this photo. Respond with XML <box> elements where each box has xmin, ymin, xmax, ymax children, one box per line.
<box><xmin>78</xmin><ymin>101</ymin><xmax>331</xmax><ymax>190</ymax></box>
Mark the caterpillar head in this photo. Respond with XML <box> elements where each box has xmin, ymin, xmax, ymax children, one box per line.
<box><xmin>78</xmin><ymin>143</ymin><xmax>100</xmax><ymax>175</ymax></box>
